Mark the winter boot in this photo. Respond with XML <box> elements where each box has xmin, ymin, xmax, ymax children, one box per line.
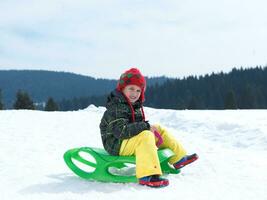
<box><xmin>173</xmin><ymin>153</ymin><xmax>198</xmax><ymax>169</ymax></box>
<box><xmin>139</xmin><ymin>175</ymin><xmax>169</xmax><ymax>188</ymax></box>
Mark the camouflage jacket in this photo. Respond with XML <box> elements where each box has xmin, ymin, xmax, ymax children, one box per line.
<box><xmin>99</xmin><ymin>89</ymin><xmax>150</xmax><ymax>155</ymax></box>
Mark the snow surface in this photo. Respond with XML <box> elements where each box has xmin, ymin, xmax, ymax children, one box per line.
<box><xmin>1</xmin><ymin>105</ymin><xmax>267</xmax><ymax>200</ymax></box>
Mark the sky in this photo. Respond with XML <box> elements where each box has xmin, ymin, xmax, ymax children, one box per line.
<box><xmin>0</xmin><ymin>0</ymin><xmax>267</xmax><ymax>79</ymax></box>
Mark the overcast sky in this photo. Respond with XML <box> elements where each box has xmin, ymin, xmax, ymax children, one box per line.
<box><xmin>0</xmin><ymin>0</ymin><xmax>267</xmax><ymax>79</ymax></box>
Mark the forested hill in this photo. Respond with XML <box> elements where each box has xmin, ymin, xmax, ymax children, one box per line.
<box><xmin>0</xmin><ymin>70</ymin><xmax>115</xmax><ymax>107</ymax></box>
<box><xmin>48</xmin><ymin>66</ymin><xmax>267</xmax><ymax>111</ymax></box>
<box><xmin>1</xmin><ymin>67</ymin><xmax>267</xmax><ymax>110</ymax></box>
<box><xmin>145</xmin><ymin>66</ymin><xmax>267</xmax><ymax>109</ymax></box>
<box><xmin>0</xmin><ymin>70</ymin><xmax>167</xmax><ymax>108</ymax></box>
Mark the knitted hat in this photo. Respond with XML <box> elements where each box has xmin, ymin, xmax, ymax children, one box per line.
<box><xmin>116</xmin><ymin>68</ymin><xmax>146</xmax><ymax>102</ymax></box>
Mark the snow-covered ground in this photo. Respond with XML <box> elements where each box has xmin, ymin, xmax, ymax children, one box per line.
<box><xmin>1</xmin><ymin>106</ymin><xmax>267</xmax><ymax>200</ymax></box>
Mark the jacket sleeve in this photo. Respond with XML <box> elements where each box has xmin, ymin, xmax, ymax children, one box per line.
<box><xmin>104</xmin><ymin>107</ymin><xmax>150</xmax><ymax>140</ymax></box>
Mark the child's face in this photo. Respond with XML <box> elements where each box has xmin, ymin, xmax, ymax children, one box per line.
<box><xmin>122</xmin><ymin>84</ymin><xmax>142</xmax><ymax>103</ymax></box>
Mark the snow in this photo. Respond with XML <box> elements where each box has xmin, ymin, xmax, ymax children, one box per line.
<box><xmin>1</xmin><ymin>106</ymin><xmax>267</xmax><ymax>200</ymax></box>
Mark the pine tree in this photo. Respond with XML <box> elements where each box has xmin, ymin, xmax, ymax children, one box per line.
<box><xmin>13</xmin><ymin>90</ymin><xmax>35</xmax><ymax>110</ymax></box>
<box><xmin>0</xmin><ymin>89</ymin><xmax>4</xmax><ymax>110</ymax></box>
<box><xmin>45</xmin><ymin>97</ymin><xmax>59</xmax><ymax>111</ymax></box>
<box><xmin>239</xmin><ymin>84</ymin><xmax>256</xmax><ymax>109</ymax></box>
<box><xmin>188</xmin><ymin>96</ymin><xmax>198</xmax><ymax>109</ymax></box>
<box><xmin>224</xmin><ymin>90</ymin><xmax>237</xmax><ymax>109</ymax></box>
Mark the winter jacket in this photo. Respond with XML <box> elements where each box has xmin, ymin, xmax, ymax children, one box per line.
<box><xmin>99</xmin><ymin>89</ymin><xmax>150</xmax><ymax>155</ymax></box>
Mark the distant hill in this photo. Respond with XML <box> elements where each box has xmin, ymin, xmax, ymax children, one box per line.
<box><xmin>55</xmin><ymin>66</ymin><xmax>267</xmax><ymax>111</ymax></box>
<box><xmin>0</xmin><ymin>70</ymin><xmax>168</xmax><ymax>108</ymax></box>
<box><xmin>145</xmin><ymin>66</ymin><xmax>267</xmax><ymax>109</ymax></box>
<box><xmin>1</xmin><ymin>67</ymin><xmax>266</xmax><ymax>110</ymax></box>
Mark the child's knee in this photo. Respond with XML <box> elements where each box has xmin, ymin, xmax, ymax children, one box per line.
<box><xmin>138</xmin><ymin>130</ymin><xmax>155</xmax><ymax>143</ymax></box>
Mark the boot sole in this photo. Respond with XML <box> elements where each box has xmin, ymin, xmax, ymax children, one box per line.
<box><xmin>139</xmin><ymin>179</ymin><xmax>169</xmax><ymax>188</ymax></box>
<box><xmin>174</xmin><ymin>154</ymin><xmax>198</xmax><ymax>169</ymax></box>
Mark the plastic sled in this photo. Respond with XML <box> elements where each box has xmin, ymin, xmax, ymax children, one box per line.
<box><xmin>63</xmin><ymin>147</ymin><xmax>180</xmax><ymax>183</ymax></box>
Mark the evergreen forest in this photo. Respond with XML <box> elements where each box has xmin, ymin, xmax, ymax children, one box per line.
<box><xmin>1</xmin><ymin>67</ymin><xmax>266</xmax><ymax>110</ymax></box>
<box><xmin>58</xmin><ymin>67</ymin><xmax>267</xmax><ymax>110</ymax></box>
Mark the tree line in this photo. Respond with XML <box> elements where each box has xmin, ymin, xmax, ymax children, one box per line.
<box><xmin>59</xmin><ymin>66</ymin><xmax>267</xmax><ymax>110</ymax></box>
<box><xmin>0</xmin><ymin>90</ymin><xmax>59</xmax><ymax>111</ymax></box>
<box><xmin>0</xmin><ymin>70</ymin><xmax>167</xmax><ymax>108</ymax></box>
<box><xmin>58</xmin><ymin>66</ymin><xmax>267</xmax><ymax>110</ymax></box>
<box><xmin>145</xmin><ymin>66</ymin><xmax>267</xmax><ymax>109</ymax></box>
<box><xmin>1</xmin><ymin>66</ymin><xmax>267</xmax><ymax>111</ymax></box>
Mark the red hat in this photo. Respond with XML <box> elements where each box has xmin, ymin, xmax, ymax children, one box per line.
<box><xmin>116</xmin><ymin>68</ymin><xmax>146</xmax><ymax>102</ymax></box>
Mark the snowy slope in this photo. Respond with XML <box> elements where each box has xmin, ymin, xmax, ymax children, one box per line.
<box><xmin>1</xmin><ymin>106</ymin><xmax>267</xmax><ymax>200</ymax></box>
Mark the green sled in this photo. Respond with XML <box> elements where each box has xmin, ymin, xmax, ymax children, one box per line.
<box><xmin>63</xmin><ymin>147</ymin><xmax>180</xmax><ymax>183</ymax></box>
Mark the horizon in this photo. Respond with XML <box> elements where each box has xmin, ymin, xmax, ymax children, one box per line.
<box><xmin>0</xmin><ymin>65</ymin><xmax>265</xmax><ymax>80</ymax></box>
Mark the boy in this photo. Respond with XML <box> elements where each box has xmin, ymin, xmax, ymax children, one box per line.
<box><xmin>100</xmin><ymin>68</ymin><xmax>198</xmax><ymax>187</ymax></box>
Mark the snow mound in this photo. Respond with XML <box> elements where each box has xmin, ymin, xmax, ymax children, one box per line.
<box><xmin>1</xmin><ymin>108</ymin><xmax>267</xmax><ymax>200</ymax></box>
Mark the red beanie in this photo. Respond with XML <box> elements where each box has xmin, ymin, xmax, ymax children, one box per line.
<box><xmin>116</xmin><ymin>68</ymin><xmax>146</xmax><ymax>102</ymax></box>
